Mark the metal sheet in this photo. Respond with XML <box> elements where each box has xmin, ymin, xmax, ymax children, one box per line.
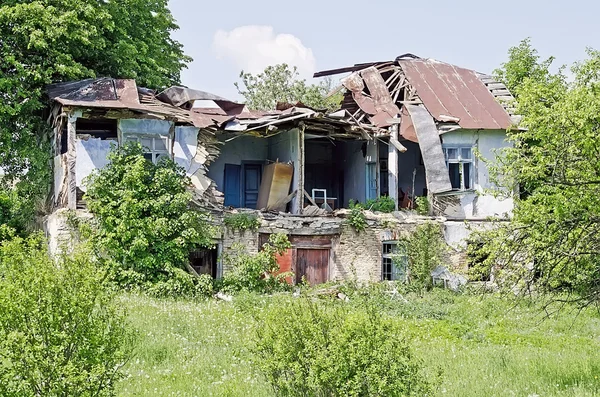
<box><xmin>399</xmin><ymin>60</ymin><xmax>513</xmax><ymax>130</ymax></box>
<box><xmin>407</xmin><ymin>104</ymin><xmax>452</xmax><ymax>194</ymax></box>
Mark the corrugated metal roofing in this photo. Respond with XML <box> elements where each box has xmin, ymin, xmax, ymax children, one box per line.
<box><xmin>398</xmin><ymin>59</ymin><xmax>513</xmax><ymax>130</ymax></box>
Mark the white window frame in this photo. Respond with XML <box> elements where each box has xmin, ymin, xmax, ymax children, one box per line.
<box><xmin>123</xmin><ymin>134</ymin><xmax>171</xmax><ymax>164</ymax></box>
<box><xmin>443</xmin><ymin>146</ymin><xmax>474</xmax><ymax>191</ymax></box>
<box><xmin>382</xmin><ymin>241</ymin><xmax>408</xmax><ymax>282</ymax></box>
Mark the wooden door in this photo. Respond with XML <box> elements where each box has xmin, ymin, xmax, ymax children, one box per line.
<box><xmin>224</xmin><ymin>164</ymin><xmax>241</xmax><ymax>207</ymax></box>
<box><xmin>243</xmin><ymin>164</ymin><xmax>262</xmax><ymax>209</ymax></box>
<box><xmin>295</xmin><ymin>248</ymin><xmax>329</xmax><ymax>285</ymax></box>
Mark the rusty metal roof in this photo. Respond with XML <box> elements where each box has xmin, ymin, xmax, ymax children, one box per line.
<box><xmin>396</xmin><ymin>59</ymin><xmax>513</xmax><ymax>130</ymax></box>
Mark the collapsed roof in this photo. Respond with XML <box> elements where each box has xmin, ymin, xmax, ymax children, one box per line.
<box><xmin>47</xmin><ymin>55</ymin><xmax>519</xmax><ymax>142</ymax></box>
<box><xmin>314</xmin><ymin>55</ymin><xmax>519</xmax><ymax>140</ymax></box>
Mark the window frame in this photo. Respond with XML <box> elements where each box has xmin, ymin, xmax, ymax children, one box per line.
<box><xmin>382</xmin><ymin>241</ymin><xmax>408</xmax><ymax>282</ymax></box>
<box><xmin>122</xmin><ymin>134</ymin><xmax>171</xmax><ymax>164</ymax></box>
<box><xmin>443</xmin><ymin>145</ymin><xmax>475</xmax><ymax>191</ymax></box>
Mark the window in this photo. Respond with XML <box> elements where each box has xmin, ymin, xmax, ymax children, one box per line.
<box><xmin>443</xmin><ymin>146</ymin><xmax>473</xmax><ymax>190</ymax></box>
<box><xmin>382</xmin><ymin>241</ymin><xmax>408</xmax><ymax>281</ymax></box>
<box><xmin>124</xmin><ymin>135</ymin><xmax>170</xmax><ymax>164</ymax></box>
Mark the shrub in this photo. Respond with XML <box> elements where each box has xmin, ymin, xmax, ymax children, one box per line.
<box><xmin>415</xmin><ymin>196</ymin><xmax>430</xmax><ymax>216</ymax></box>
<box><xmin>363</xmin><ymin>195</ymin><xmax>396</xmax><ymax>213</ymax></box>
<box><xmin>253</xmin><ymin>297</ymin><xmax>432</xmax><ymax>396</ymax></box>
<box><xmin>0</xmin><ymin>235</ymin><xmax>132</xmax><ymax>396</ymax></box>
<box><xmin>347</xmin><ymin>200</ymin><xmax>367</xmax><ymax>232</ymax></box>
<box><xmin>401</xmin><ymin>222</ymin><xmax>447</xmax><ymax>289</ymax></box>
<box><xmin>224</xmin><ymin>212</ymin><xmax>261</xmax><ymax>231</ymax></box>
<box><xmin>84</xmin><ymin>143</ymin><xmax>216</xmax><ymax>291</ymax></box>
<box><xmin>221</xmin><ymin>233</ymin><xmax>292</xmax><ymax>293</ymax></box>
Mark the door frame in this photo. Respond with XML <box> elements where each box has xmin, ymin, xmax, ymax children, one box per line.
<box><xmin>241</xmin><ymin>161</ymin><xmax>263</xmax><ymax>208</ymax></box>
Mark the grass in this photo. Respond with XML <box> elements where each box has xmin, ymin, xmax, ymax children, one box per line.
<box><xmin>117</xmin><ymin>289</ymin><xmax>600</xmax><ymax>397</ymax></box>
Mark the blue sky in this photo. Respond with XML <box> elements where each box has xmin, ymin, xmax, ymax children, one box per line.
<box><xmin>168</xmin><ymin>0</ymin><xmax>597</xmax><ymax>100</ymax></box>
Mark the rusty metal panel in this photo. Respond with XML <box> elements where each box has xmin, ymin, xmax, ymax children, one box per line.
<box><xmin>399</xmin><ymin>59</ymin><xmax>513</xmax><ymax>130</ymax></box>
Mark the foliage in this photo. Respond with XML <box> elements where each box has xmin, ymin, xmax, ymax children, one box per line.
<box><xmin>221</xmin><ymin>233</ymin><xmax>292</xmax><ymax>294</ymax></box>
<box><xmin>253</xmin><ymin>297</ymin><xmax>432</xmax><ymax>397</ymax></box>
<box><xmin>415</xmin><ymin>196</ymin><xmax>430</xmax><ymax>216</ymax></box>
<box><xmin>401</xmin><ymin>222</ymin><xmax>446</xmax><ymax>289</ymax></box>
<box><xmin>0</xmin><ymin>189</ymin><xmax>31</xmax><ymax>241</ymax></box>
<box><xmin>84</xmin><ymin>144</ymin><xmax>215</xmax><ymax>291</ymax></box>
<box><xmin>235</xmin><ymin>64</ymin><xmax>342</xmax><ymax>111</ymax></box>
<box><xmin>0</xmin><ymin>0</ymin><xmax>190</xmax><ymax>196</ymax></box>
<box><xmin>0</xmin><ymin>235</ymin><xmax>132</xmax><ymax>396</ymax></box>
<box><xmin>120</xmin><ymin>289</ymin><xmax>600</xmax><ymax>397</ymax></box>
<box><xmin>224</xmin><ymin>212</ymin><xmax>261</xmax><ymax>231</ymax></box>
<box><xmin>362</xmin><ymin>195</ymin><xmax>396</xmax><ymax>213</ymax></box>
<box><xmin>482</xmin><ymin>43</ymin><xmax>600</xmax><ymax>304</ymax></box>
<box><xmin>493</xmin><ymin>38</ymin><xmax>557</xmax><ymax>100</ymax></box>
<box><xmin>347</xmin><ymin>200</ymin><xmax>367</xmax><ymax>232</ymax></box>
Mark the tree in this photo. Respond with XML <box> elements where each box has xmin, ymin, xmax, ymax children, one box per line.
<box><xmin>84</xmin><ymin>144</ymin><xmax>215</xmax><ymax>292</ymax></box>
<box><xmin>235</xmin><ymin>64</ymin><xmax>342</xmax><ymax>111</ymax></box>
<box><xmin>493</xmin><ymin>38</ymin><xmax>557</xmax><ymax>99</ymax></box>
<box><xmin>0</xmin><ymin>234</ymin><xmax>132</xmax><ymax>396</ymax></box>
<box><xmin>478</xmin><ymin>44</ymin><xmax>600</xmax><ymax>306</ymax></box>
<box><xmin>0</xmin><ymin>0</ymin><xmax>190</xmax><ymax>212</ymax></box>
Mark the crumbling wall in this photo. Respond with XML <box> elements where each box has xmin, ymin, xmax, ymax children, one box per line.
<box><xmin>75</xmin><ymin>137</ymin><xmax>112</xmax><ymax>191</ymax></box>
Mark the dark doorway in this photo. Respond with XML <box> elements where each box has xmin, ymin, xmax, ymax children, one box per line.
<box><xmin>189</xmin><ymin>248</ymin><xmax>219</xmax><ymax>278</ymax></box>
<box><xmin>242</xmin><ymin>163</ymin><xmax>262</xmax><ymax>209</ymax></box>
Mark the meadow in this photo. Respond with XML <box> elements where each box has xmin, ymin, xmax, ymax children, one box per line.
<box><xmin>117</xmin><ymin>289</ymin><xmax>600</xmax><ymax>397</ymax></box>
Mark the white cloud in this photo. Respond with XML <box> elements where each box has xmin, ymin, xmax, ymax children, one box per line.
<box><xmin>213</xmin><ymin>25</ymin><xmax>316</xmax><ymax>79</ymax></box>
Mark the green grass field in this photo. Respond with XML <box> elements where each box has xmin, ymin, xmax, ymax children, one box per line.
<box><xmin>117</xmin><ymin>290</ymin><xmax>600</xmax><ymax>397</ymax></box>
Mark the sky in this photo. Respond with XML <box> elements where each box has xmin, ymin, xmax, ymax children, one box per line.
<box><xmin>168</xmin><ymin>0</ymin><xmax>598</xmax><ymax>101</ymax></box>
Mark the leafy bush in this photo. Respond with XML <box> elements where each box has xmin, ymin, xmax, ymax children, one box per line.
<box><xmin>224</xmin><ymin>212</ymin><xmax>261</xmax><ymax>231</ymax></box>
<box><xmin>253</xmin><ymin>297</ymin><xmax>432</xmax><ymax>396</ymax></box>
<box><xmin>363</xmin><ymin>195</ymin><xmax>396</xmax><ymax>213</ymax></box>
<box><xmin>0</xmin><ymin>235</ymin><xmax>132</xmax><ymax>396</ymax></box>
<box><xmin>415</xmin><ymin>196</ymin><xmax>430</xmax><ymax>216</ymax></box>
<box><xmin>84</xmin><ymin>143</ymin><xmax>216</xmax><ymax>292</ymax></box>
<box><xmin>401</xmin><ymin>222</ymin><xmax>447</xmax><ymax>289</ymax></box>
<box><xmin>221</xmin><ymin>233</ymin><xmax>292</xmax><ymax>293</ymax></box>
<box><xmin>0</xmin><ymin>188</ymin><xmax>31</xmax><ymax>241</ymax></box>
<box><xmin>347</xmin><ymin>200</ymin><xmax>367</xmax><ymax>232</ymax></box>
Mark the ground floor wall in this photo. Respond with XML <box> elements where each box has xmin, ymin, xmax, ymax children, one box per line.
<box><xmin>218</xmin><ymin>210</ymin><xmax>495</xmax><ymax>285</ymax></box>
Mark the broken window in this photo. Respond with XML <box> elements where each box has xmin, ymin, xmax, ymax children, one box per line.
<box><xmin>123</xmin><ymin>134</ymin><xmax>170</xmax><ymax>164</ymax></box>
<box><xmin>382</xmin><ymin>241</ymin><xmax>407</xmax><ymax>281</ymax></box>
<box><xmin>76</xmin><ymin>118</ymin><xmax>118</xmax><ymax>140</ymax></box>
<box><xmin>443</xmin><ymin>146</ymin><xmax>473</xmax><ymax>191</ymax></box>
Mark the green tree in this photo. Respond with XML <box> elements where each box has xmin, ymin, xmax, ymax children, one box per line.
<box><xmin>235</xmin><ymin>64</ymin><xmax>342</xmax><ymax>111</ymax></box>
<box><xmin>84</xmin><ymin>144</ymin><xmax>215</xmax><ymax>290</ymax></box>
<box><xmin>0</xmin><ymin>0</ymin><xmax>190</xmax><ymax>211</ymax></box>
<box><xmin>479</xmin><ymin>45</ymin><xmax>600</xmax><ymax>305</ymax></box>
<box><xmin>493</xmin><ymin>38</ymin><xmax>557</xmax><ymax>98</ymax></box>
<box><xmin>0</xmin><ymin>234</ymin><xmax>132</xmax><ymax>396</ymax></box>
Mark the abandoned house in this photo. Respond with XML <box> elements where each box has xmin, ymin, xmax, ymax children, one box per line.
<box><xmin>44</xmin><ymin>54</ymin><xmax>519</xmax><ymax>285</ymax></box>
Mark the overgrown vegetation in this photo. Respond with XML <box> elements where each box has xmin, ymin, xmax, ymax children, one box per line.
<box><xmin>224</xmin><ymin>212</ymin><xmax>261</xmax><ymax>231</ymax></box>
<box><xmin>84</xmin><ymin>144</ymin><xmax>215</xmax><ymax>294</ymax></box>
<box><xmin>400</xmin><ymin>222</ymin><xmax>447</xmax><ymax>289</ymax></box>
<box><xmin>236</xmin><ymin>64</ymin><xmax>342</xmax><ymax>111</ymax></box>
<box><xmin>220</xmin><ymin>233</ymin><xmax>292</xmax><ymax>294</ymax></box>
<box><xmin>473</xmin><ymin>40</ymin><xmax>600</xmax><ymax>305</ymax></box>
<box><xmin>0</xmin><ymin>235</ymin><xmax>132</xmax><ymax>396</ymax></box>
<box><xmin>253</xmin><ymin>297</ymin><xmax>432</xmax><ymax>396</ymax></box>
<box><xmin>347</xmin><ymin>200</ymin><xmax>367</xmax><ymax>232</ymax></box>
<box><xmin>415</xmin><ymin>196</ymin><xmax>430</xmax><ymax>215</ymax></box>
<box><xmin>119</xmin><ymin>287</ymin><xmax>600</xmax><ymax>397</ymax></box>
<box><xmin>361</xmin><ymin>195</ymin><xmax>396</xmax><ymax>213</ymax></box>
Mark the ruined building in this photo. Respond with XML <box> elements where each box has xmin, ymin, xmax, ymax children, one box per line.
<box><xmin>45</xmin><ymin>55</ymin><xmax>518</xmax><ymax>284</ymax></box>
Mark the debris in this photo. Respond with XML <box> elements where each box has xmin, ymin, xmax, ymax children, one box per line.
<box><xmin>215</xmin><ymin>292</ymin><xmax>233</xmax><ymax>302</ymax></box>
<box><xmin>431</xmin><ymin>265</ymin><xmax>467</xmax><ymax>291</ymax></box>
